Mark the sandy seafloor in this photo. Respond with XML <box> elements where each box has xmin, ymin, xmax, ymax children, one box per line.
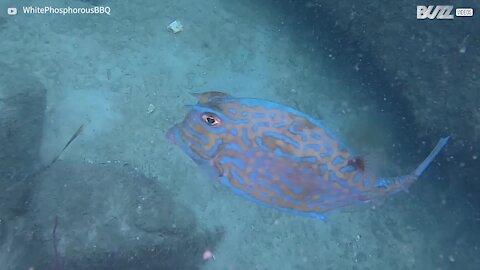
<box><xmin>0</xmin><ymin>0</ymin><xmax>478</xmax><ymax>269</ymax></box>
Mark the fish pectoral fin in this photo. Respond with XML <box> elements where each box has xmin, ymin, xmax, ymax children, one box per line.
<box><xmin>199</xmin><ymin>159</ymin><xmax>225</xmax><ymax>180</ymax></box>
<box><xmin>209</xmin><ymin>158</ymin><xmax>224</xmax><ymax>177</ymax></box>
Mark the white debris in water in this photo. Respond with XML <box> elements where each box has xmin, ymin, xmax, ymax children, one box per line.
<box><xmin>459</xmin><ymin>35</ymin><xmax>469</xmax><ymax>54</ymax></box>
<box><xmin>167</xmin><ymin>20</ymin><xmax>183</xmax><ymax>33</ymax></box>
<box><xmin>355</xmin><ymin>234</ymin><xmax>362</xmax><ymax>242</ymax></box>
<box><xmin>147</xmin><ymin>103</ymin><xmax>155</xmax><ymax>114</ymax></box>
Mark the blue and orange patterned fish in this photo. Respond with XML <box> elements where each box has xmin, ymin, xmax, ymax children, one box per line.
<box><xmin>166</xmin><ymin>91</ymin><xmax>449</xmax><ymax>220</ymax></box>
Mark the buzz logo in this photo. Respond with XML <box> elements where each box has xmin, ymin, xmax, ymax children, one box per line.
<box><xmin>417</xmin><ymin>5</ymin><xmax>454</xmax><ymax>19</ymax></box>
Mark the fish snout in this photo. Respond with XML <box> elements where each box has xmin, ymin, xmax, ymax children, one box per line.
<box><xmin>165</xmin><ymin>125</ymin><xmax>178</xmax><ymax>145</ymax></box>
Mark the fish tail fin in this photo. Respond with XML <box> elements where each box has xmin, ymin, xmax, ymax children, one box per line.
<box><xmin>413</xmin><ymin>136</ymin><xmax>449</xmax><ymax>177</ymax></box>
<box><xmin>373</xmin><ymin>136</ymin><xmax>449</xmax><ymax>194</ymax></box>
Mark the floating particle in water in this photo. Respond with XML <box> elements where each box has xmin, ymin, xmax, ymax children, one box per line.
<box><xmin>355</xmin><ymin>234</ymin><xmax>362</xmax><ymax>242</ymax></box>
<box><xmin>147</xmin><ymin>104</ymin><xmax>156</xmax><ymax>114</ymax></box>
<box><xmin>459</xmin><ymin>35</ymin><xmax>469</xmax><ymax>54</ymax></box>
<box><xmin>203</xmin><ymin>249</ymin><xmax>215</xmax><ymax>261</ymax></box>
<box><xmin>354</xmin><ymin>63</ymin><xmax>360</xmax><ymax>71</ymax></box>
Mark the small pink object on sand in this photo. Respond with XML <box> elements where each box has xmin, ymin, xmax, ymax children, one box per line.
<box><xmin>203</xmin><ymin>249</ymin><xmax>215</xmax><ymax>261</ymax></box>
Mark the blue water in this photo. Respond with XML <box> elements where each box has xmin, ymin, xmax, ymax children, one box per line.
<box><xmin>0</xmin><ymin>0</ymin><xmax>478</xmax><ymax>269</ymax></box>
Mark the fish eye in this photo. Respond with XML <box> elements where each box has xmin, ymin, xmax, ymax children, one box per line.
<box><xmin>201</xmin><ymin>113</ymin><xmax>221</xmax><ymax>127</ymax></box>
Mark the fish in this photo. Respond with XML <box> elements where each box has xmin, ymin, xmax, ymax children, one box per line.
<box><xmin>166</xmin><ymin>91</ymin><xmax>449</xmax><ymax>220</ymax></box>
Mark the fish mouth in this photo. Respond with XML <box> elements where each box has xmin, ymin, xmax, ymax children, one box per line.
<box><xmin>165</xmin><ymin>126</ymin><xmax>178</xmax><ymax>145</ymax></box>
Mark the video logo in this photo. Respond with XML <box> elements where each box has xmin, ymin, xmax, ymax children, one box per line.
<box><xmin>417</xmin><ymin>5</ymin><xmax>454</xmax><ymax>19</ymax></box>
<box><xmin>7</xmin><ymin>7</ymin><xmax>17</xmax><ymax>15</ymax></box>
<box><xmin>417</xmin><ymin>5</ymin><xmax>474</xmax><ymax>19</ymax></box>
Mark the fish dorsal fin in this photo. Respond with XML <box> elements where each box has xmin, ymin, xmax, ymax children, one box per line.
<box><xmin>191</xmin><ymin>91</ymin><xmax>232</xmax><ymax>104</ymax></box>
